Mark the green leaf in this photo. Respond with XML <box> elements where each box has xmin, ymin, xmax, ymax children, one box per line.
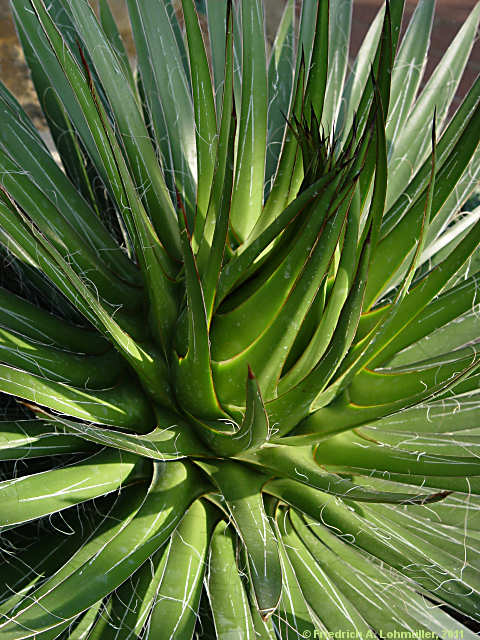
<box><xmin>173</xmin><ymin>205</ymin><xmax>226</xmax><ymax>421</ymax></box>
<box><xmin>126</xmin><ymin>0</ymin><xmax>196</xmax><ymax>225</ymax></box>
<box><xmin>11</xmin><ymin>9</ymin><xmax>104</xmax><ymax>215</ymax></box>
<box><xmin>63</xmin><ymin>0</ymin><xmax>181</xmax><ymax>256</ymax></box>
<box><xmin>0</xmin><ymin>287</ymin><xmax>107</xmax><ymax>355</ymax></box>
<box><xmin>278</xmin><ymin>183</ymin><xmax>360</xmax><ymax>393</ymax></box>
<box><xmin>259</xmin><ymin>50</ymin><xmax>306</xmax><ymax>232</ymax></box>
<box><xmin>357</xmin><ymin>424</ymin><xmax>480</xmax><ymax>460</ymax></box>
<box><xmin>66</xmin><ymin>601</ymin><xmax>103</xmax><ymax>640</ymax></box>
<box><xmin>199</xmin><ymin>97</ymin><xmax>237</xmax><ymax>320</ymax></box>
<box><xmin>202</xmin><ymin>366</ymin><xmax>270</xmax><ymax>456</ymax></box>
<box><xmin>206</xmin><ymin>0</ymin><xmax>228</xmax><ymax>117</ymax></box>
<box><xmin>386</xmin><ymin>2</ymin><xmax>480</xmax><ymax>208</ymax></box>
<box><xmin>213</xmin><ymin>180</ymin><xmax>355</xmax><ymax>404</ymax></box>
<box><xmin>148</xmin><ymin>500</ymin><xmax>218</xmax><ymax>639</ymax></box>
<box><xmin>296</xmin><ymin>0</ymin><xmax>319</xmax><ymax>77</ymax></box>
<box><xmin>303</xmin><ymin>0</ymin><xmax>329</xmax><ymax>123</ymax></box>
<box><xmin>229</xmin><ymin>0</ymin><xmax>267</xmax><ymax>240</ymax></box>
<box><xmin>277</xmin><ymin>507</ymin><xmax>372</xmax><ymax>635</ymax></box>
<box><xmin>266</xmin><ymin>81</ymin><xmax>387</xmax><ymax>424</ymax></box>
<box><xmin>0</xmin><ymin>420</ymin><xmax>94</xmax><ymax>461</ymax></box>
<box><xmin>83</xmin><ymin>599</ymin><xmax>112</xmax><ymax>640</ymax></box>
<box><xmin>314</xmin><ymin>429</ymin><xmax>480</xmax><ymax>478</ymax></box>
<box><xmin>248</xmin><ymin>444</ymin><xmax>448</xmax><ymax>504</ymax></box>
<box><xmin>20</xmin><ymin>483</ymin><xmax>147</xmax><ymax>600</ymax></box>
<box><xmin>390</xmin><ymin>308</ymin><xmax>480</xmax><ymax>368</ymax></box>
<box><xmin>98</xmin><ymin>0</ymin><xmax>136</xmax><ymax>96</ymax></box>
<box><xmin>360</xmin><ymin>502</ymin><xmax>480</xmax><ymax>618</ymax></box>
<box><xmin>217</xmin><ymin>171</ymin><xmax>340</xmax><ymax>304</ymax></box>
<box><xmin>381</xmin><ymin>73</ymin><xmax>480</xmax><ymax>239</ymax></box>
<box><xmin>96</xmin><ymin>547</ymin><xmax>168</xmax><ymax>639</ymax></box>
<box><xmin>290</xmin><ymin>510</ymin><xmax>474</xmax><ymax>638</ymax></box>
<box><xmin>382</xmin><ymin>205</ymin><xmax>480</xmax><ymax>298</ymax></box>
<box><xmin>20</xmin><ymin>0</ymin><xmax>179</xmax><ymax>353</ymax></box>
<box><xmin>264</xmin><ymin>0</ymin><xmax>295</xmax><ymax>198</ymax></box>
<box><xmin>337</xmin><ymin>2</ymin><xmax>384</xmax><ymax>142</ymax></box>
<box><xmin>0</xmin><ymin>195</ymin><xmax>172</xmax><ymax>407</ymax></box>
<box><xmin>320</xmin><ymin>190</ymin><xmax>479</xmax><ymax>412</ymax></box>
<box><xmin>207</xmin><ymin>520</ymin><xmax>256</xmax><ymax>637</ymax></box>
<box><xmin>182</xmin><ymin>0</ymin><xmax>218</xmax><ymax>229</ymax></box>
<box><xmin>0</xmin><ymin>462</ymin><xmax>209</xmax><ymax>640</ymax></box>
<box><xmin>0</xmin><ymin>516</ymin><xmax>98</xmax><ymax>611</ymax></box>
<box><xmin>0</xmin><ymin>87</ymin><xmax>140</xmax><ymax>285</ymax></box>
<box><xmin>270</xmin><ymin>526</ymin><xmax>320</xmax><ymax>639</ymax></box>
<box><xmin>269</xmin><ymin>480</ymin><xmax>480</xmax><ymax>616</ymax></box>
<box><xmin>386</xmin><ymin>0</ymin><xmax>434</xmax><ymax>153</ymax></box>
<box><xmin>339</xmin><ymin>0</ymin><xmax>403</xmax><ymax>148</ymax></box>
<box><xmin>296</xmin><ymin>345</ymin><xmax>480</xmax><ymax>440</ymax></box>
<box><xmin>0</xmin><ymin>449</ymin><xmax>146</xmax><ymax>529</ymax></box>
<box><xmin>46</xmin><ymin>410</ymin><xmax>209</xmax><ymax>460</ymax></box>
<box><xmin>266</xmin><ymin>223</ymin><xmax>372</xmax><ymax>434</ymax></box>
<box><xmin>356</xmin><ymin>392</ymin><xmax>480</xmax><ymax>436</ymax></box>
<box><xmin>0</xmin><ymin>148</ymin><xmax>142</xmax><ymax>312</ymax></box>
<box><xmin>361</xmin><ymin>213</ymin><xmax>480</xmax><ymax>369</ymax></box>
<box><xmin>0</xmin><ymin>326</ymin><xmax>125</xmax><ymax>388</ymax></box>
<box><xmin>0</xmin><ymin>363</ymin><xmax>155</xmax><ymax>430</ymax></box>
<box><xmin>197</xmin><ymin>460</ymin><xmax>282</xmax><ymax>618</ymax></box>
<box><xmin>212</xmin><ymin>173</ymin><xmax>346</xmax><ymax>365</ymax></box>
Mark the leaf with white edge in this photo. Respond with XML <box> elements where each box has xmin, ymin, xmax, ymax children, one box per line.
<box><xmin>206</xmin><ymin>0</ymin><xmax>228</xmax><ymax>117</ymax></box>
<box><xmin>322</xmin><ymin>0</ymin><xmax>353</xmax><ymax>133</ymax></box>
<box><xmin>264</xmin><ymin>0</ymin><xmax>295</xmax><ymax>199</ymax></box>
<box><xmin>0</xmin><ymin>195</ymin><xmax>172</xmax><ymax>407</ymax></box>
<box><xmin>44</xmin><ymin>410</ymin><xmax>209</xmax><ymax>460</ymax></box>
<box><xmin>0</xmin><ymin>88</ymin><xmax>140</xmax><ymax>285</ymax></box>
<box><xmin>0</xmin><ymin>449</ymin><xmax>147</xmax><ymax>529</ymax></box>
<box><xmin>207</xmin><ymin>520</ymin><xmax>256</xmax><ymax>636</ymax></box>
<box><xmin>0</xmin><ymin>420</ymin><xmax>94</xmax><ymax>460</ymax></box>
<box><xmin>197</xmin><ymin>459</ymin><xmax>282</xmax><ymax>619</ymax></box>
<box><xmin>0</xmin><ymin>325</ymin><xmax>125</xmax><ymax>388</ymax></box>
<box><xmin>337</xmin><ymin>3</ymin><xmax>384</xmax><ymax>141</ymax></box>
<box><xmin>246</xmin><ymin>444</ymin><xmax>450</xmax><ymax>504</ymax></box>
<box><xmin>386</xmin><ymin>0</ymin><xmax>434</xmax><ymax>153</ymax></box>
<box><xmin>126</xmin><ymin>0</ymin><xmax>197</xmax><ymax>224</ymax></box>
<box><xmin>98</xmin><ymin>0</ymin><xmax>136</xmax><ymax>96</ymax></box>
<box><xmin>386</xmin><ymin>2</ymin><xmax>480</xmax><ymax>208</ymax></box>
<box><xmin>229</xmin><ymin>0</ymin><xmax>267</xmax><ymax>240</ymax></box>
<box><xmin>270</xmin><ymin>525</ymin><xmax>321</xmax><ymax>639</ymax></box>
<box><xmin>182</xmin><ymin>0</ymin><xmax>218</xmax><ymax>231</ymax></box>
<box><xmin>0</xmin><ymin>363</ymin><xmax>155</xmax><ymax>431</ymax></box>
<box><xmin>67</xmin><ymin>601</ymin><xmax>103</xmax><ymax>640</ymax></box>
<box><xmin>0</xmin><ymin>287</ymin><xmax>108</xmax><ymax>355</ymax></box>
<box><xmin>148</xmin><ymin>499</ymin><xmax>218</xmax><ymax>639</ymax></box>
<box><xmin>0</xmin><ymin>462</ymin><xmax>210</xmax><ymax>640</ymax></box>
<box><xmin>314</xmin><ymin>429</ymin><xmax>480</xmax><ymax>478</ymax></box>
<box><xmin>277</xmin><ymin>506</ymin><xmax>372</xmax><ymax>635</ymax></box>
<box><xmin>303</xmin><ymin>0</ymin><xmax>329</xmax><ymax>123</ymax></box>
<box><xmin>63</xmin><ymin>0</ymin><xmax>181</xmax><ymax>256</ymax></box>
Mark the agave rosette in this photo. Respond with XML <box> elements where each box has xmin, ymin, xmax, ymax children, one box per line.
<box><xmin>0</xmin><ymin>0</ymin><xmax>480</xmax><ymax>637</ymax></box>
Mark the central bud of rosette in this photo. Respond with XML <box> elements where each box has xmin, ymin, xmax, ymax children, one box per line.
<box><xmin>170</xmin><ymin>121</ymin><xmax>354</xmax><ymax>458</ymax></box>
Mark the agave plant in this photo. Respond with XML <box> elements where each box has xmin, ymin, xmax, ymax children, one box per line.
<box><xmin>1</xmin><ymin>0</ymin><xmax>480</xmax><ymax>636</ymax></box>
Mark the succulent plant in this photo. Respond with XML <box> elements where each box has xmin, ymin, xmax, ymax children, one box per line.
<box><xmin>1</xmin><ymin>0</ymin><xmax>480</xmax><ymax>637</ymax></box>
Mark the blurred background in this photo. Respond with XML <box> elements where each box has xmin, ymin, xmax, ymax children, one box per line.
<box><xmin>0</xmin><ymin>0</ymin><xmax>478</xmax><ymax>135</ymax></box>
